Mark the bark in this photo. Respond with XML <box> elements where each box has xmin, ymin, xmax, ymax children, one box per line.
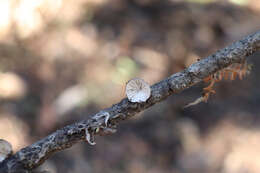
<box><xmin>1</xmin><ymin>31</ymin><xmax>260</xmax><ymax>173</ymax></box>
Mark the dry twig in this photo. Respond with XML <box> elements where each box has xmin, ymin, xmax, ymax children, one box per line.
<box><xmin>0</xmin><ymin>31</ymin><xmax>260</xmax><ymax>173</ymax></box>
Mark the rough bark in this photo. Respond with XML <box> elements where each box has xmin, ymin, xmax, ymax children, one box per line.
<box><xmin>1</xmin><ymin>31</ymin><xmax>260</xmax><ymax>173</ymax></box>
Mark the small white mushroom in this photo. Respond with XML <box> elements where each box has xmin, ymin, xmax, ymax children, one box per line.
<box><xmin>126</xmin><ymin>78</ymin><xmax>151</xmax><ymax>103</ymax></box>
<box><xmin>0</xmin><ymin>139</ymin><xmax>12</xmax><ymax>162</ymax></box>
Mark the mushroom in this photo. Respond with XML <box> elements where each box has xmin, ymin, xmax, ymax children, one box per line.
<box><xmin>0</xmin><ymin>139</ymin><xmax>12</xmax><ymax>162</ymax></box>
<box><xmin>126</xmin><ymin>78</ymin><xmax>151</xmax><ymax>103</ymax></box>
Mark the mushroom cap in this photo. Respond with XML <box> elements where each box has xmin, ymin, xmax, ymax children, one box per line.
<box><xmin>126</xmin><ymin>78</ymin><xmax>151</xmax><ymax>103</ymax></box>
<box><xmin>0</xmin><ymin>139</ymin><xmax>12</xmax><ymax>162</ymax></box>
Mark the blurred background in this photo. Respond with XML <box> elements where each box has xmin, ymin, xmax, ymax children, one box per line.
<box><xmin>0</xmin><ymin>0</ymin><xmax>260</xmax><ymax>172</ymax></box>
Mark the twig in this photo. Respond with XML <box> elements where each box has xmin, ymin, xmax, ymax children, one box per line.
<box><xmin>1</xmin><ymin>31</ymin><xmax>260</xmax><ymax>173</ymax></box>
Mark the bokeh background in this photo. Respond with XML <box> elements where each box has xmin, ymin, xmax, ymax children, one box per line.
<box><xmin>0</xmin><ymin>0</ymin><xmax>260</xmax><ymax>172</ymax></box>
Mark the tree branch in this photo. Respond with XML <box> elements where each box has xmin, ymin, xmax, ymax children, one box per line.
<box><xmin>1</xmin><ymin>31</ymin><xmax>260</xmax><ymax>173</ymax></box>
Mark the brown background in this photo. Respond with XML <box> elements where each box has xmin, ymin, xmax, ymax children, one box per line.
<box><xmin>0</xmin><ymin>0</ymin><xmax>260</xmax><ymax>172</ymax></box>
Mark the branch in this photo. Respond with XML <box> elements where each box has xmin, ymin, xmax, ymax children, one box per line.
<box><xmin>1</xmin><ymin>31</ymin><xmax>260</xmax><ymax>173</ymax></box>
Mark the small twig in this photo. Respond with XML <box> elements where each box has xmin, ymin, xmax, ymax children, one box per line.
<box><xmin>0</xmin><ymin>31</ymin><xmax>260</xmax><ymax>173</ymax></box>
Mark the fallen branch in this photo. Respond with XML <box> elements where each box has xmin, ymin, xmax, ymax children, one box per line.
<box><xmin>1</xmin><ymin>30</ymin><xmax>260</xmax><ymax>173</ymax></box>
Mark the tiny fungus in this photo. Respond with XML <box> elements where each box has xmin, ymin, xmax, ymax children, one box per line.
<box><xmin>0</xmin><ymin>139</ymin><xmax>12</xmax><ymax>162</ymax></box>
<box><xmin>126</xmin><ymin>78</ymin><xmax>151</xmax><ymax>103</ymax></box>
